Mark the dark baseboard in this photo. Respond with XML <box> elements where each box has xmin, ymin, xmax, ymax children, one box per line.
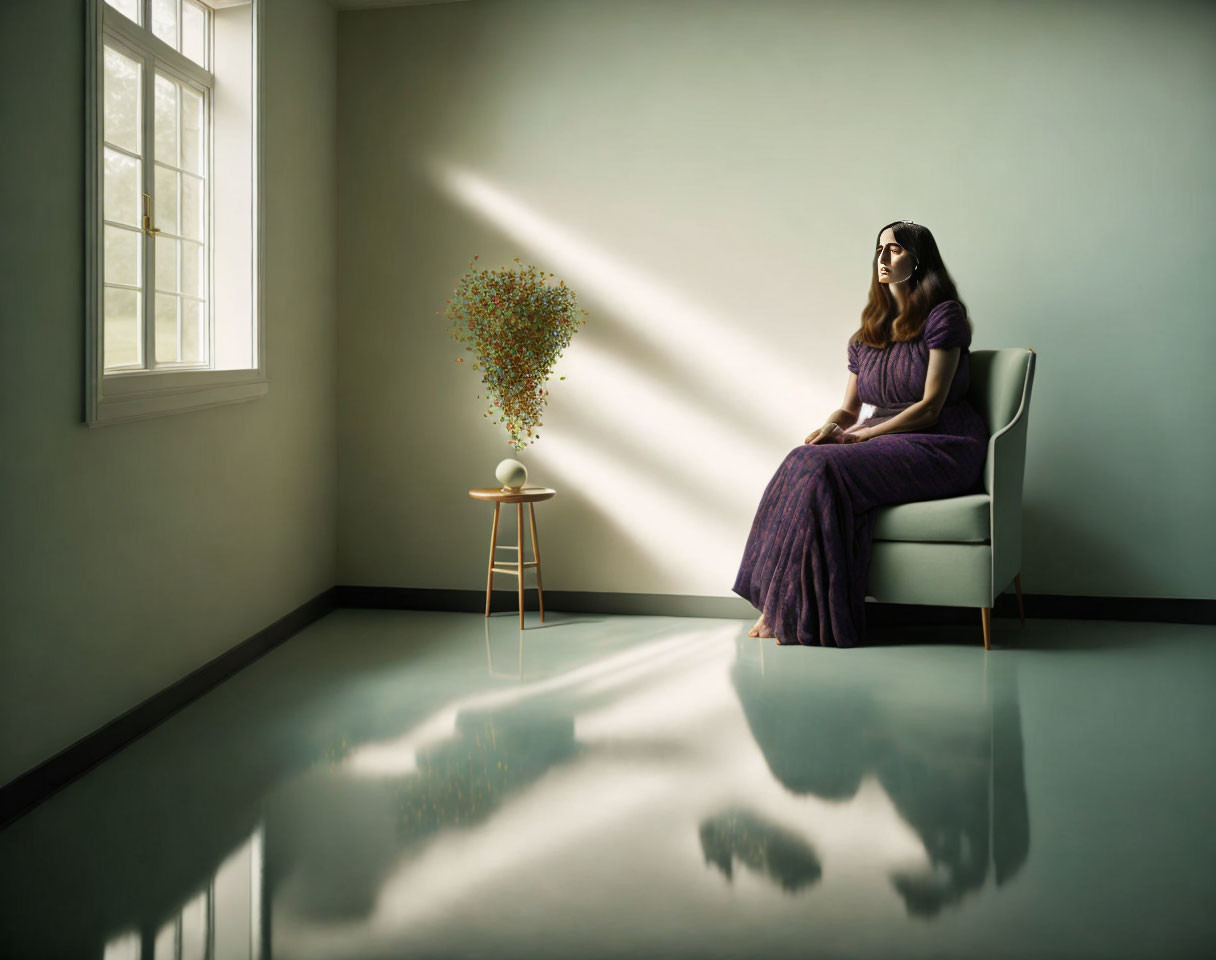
<box><xmin>1016</xmin><ymin>593</ymin><xmax>1215</xmax><ymax>624</ymax></box>
<box><xmin>337</xmin><ymin>585</ymin><xmax>1216</xmax><ymax>626</ymax></box>
<box><xmin>3</xmin><ymin>583</ymin><xmax>1211</xmax><ymax>831</ymax></box>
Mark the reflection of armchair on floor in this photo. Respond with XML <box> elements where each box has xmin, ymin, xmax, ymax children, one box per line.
<box><xmin>866</xmin><ymin>349</ymin><xmax>1037</xmax><ymax>649</ymax></box>
<box><xmin>728</xmin><ymin>643</ymin><xmax>1029</xmax><ymax>916</ymax></box>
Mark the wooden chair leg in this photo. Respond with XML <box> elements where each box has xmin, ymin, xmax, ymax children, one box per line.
<box><xmin>517</xmin><ymin>502</ymin><xmax>525</xmax><ymax>629</ymax></box>
<box><xmin>528</xmin><ymin>502</ymin><xmax>545</xmax><ymax>623</ymax></box>
<box><xmin>485</xmin><ymin>502</ymin><xmax>500</xmax><ymax>617</ymax></box>
<box><xmin>981</xmin><ymin>607</ymin><xmax>992</xmax><ymax>651</ymax></box>
<box><xmin>1014</xmin><ymin>573</ymin><xmax>1025</xmax><ymax>627</ymax></box>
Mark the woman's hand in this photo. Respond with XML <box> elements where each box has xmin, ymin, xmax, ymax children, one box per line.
<box><xmin>837</xmin><ymin>427</ymin><xmax>874</xmax><ymax>443</ymax></box>
<box><xmin>805</xmin><ymin>423</ymin><xmax>841</xmax><ymax>444</ymax></box>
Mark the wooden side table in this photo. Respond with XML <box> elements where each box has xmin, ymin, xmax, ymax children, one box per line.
<box><xmin>468</xmin><ymin>486</ymin><xmax>556</xmax><ymax>628</ymax></box>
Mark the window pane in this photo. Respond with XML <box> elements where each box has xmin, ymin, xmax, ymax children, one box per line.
<box><xmin>182</xmin><ymin>299</ymin><xmax>203</xmax><ymax>363</ymax></box>
<box><xmin>104</xmin><ymin>287</ymin><xmax>141</xmax><ymax>368</ymax></box>
<box><xmin>156</xmin><ymin>293</ymin><xmax>180</xmax><ymax>363</ymax></box>
<box><xmin>156</xmin><ymin>235</ymin><xmax>179</xmax><ymax>293</ymax></box>
<box><xmin>104</xmin><ymin>225</ymin><xmax>141</xmax><ymax>287</ymax></box>
<box><xmin>103</xmin><ymin>148</ymin><xmax>141</xmax><ymax>227</ymax></box>
<box><xmin>152</xmin><ymin>0</ymin><xmax>178</xmax><ymax>49</ymax></box>
<box><xmin>155</xmin><ymin>164</ymin><xmax>179</xmax><ymax>235</ymax></box>
<box><xmin>103</xmin><ymin>45</ymin><xmax>141</xmax><ymax>155</ymax></box>
<box><xmin>182</xmin><ymin>0</ymin><xmax>206</xmax><ymax>67</ymax></box>
<box><xmin>155</xmin><ymin>74</ymin><xmax>179</xmax><ymax>168</ymax></box>
<box><xmin>154</xmin><ymin>919</ymin><xmax>176</xmax><ymax>960</ymax></box>
<box><xmin>181</xmin><ymin>892</ymin><xmax>208</xmax><ymax>960</ymax></box>
<box><xmin>181</xmin><ymin>86</ymin><xmax>204</xmax><ymax>176</ymax></box>
<box><xmin>182</xmin><ymin>241</ymin><xmax>204</xmax><ymax>299</ymax></box>
<box><xmin>181</xmin><ymin>173</ymin><xmax>203</xmax><ymax>241</ymax></box>
<box><xmin>102</xmin><ymin>930</ymin><xmax>141</xmax><ymax>960</ymax></box>
<box><xmin>104</xmin><ymin>0</ymin><xmax>140</xmax><ymax>23</ymax></box>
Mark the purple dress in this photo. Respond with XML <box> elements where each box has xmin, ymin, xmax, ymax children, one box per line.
<box><xmin>732</xmin><ymin>300</ymin><xmax>988</xmax><ymax>647</ymax></box>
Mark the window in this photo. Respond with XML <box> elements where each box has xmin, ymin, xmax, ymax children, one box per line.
<box><xmin>86</xmin><ymin>0</ymin><xmax>264</xmax><ymax>426</ymax></box>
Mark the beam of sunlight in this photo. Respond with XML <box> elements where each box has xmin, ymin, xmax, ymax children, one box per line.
<box><xmin>368</xmin><ymin>764</ymin><xmax>676</xmax><ymax>929</ymax></box>
<box><xmin>532</xmin><ymin>427</ymin><xmax>747</xmax><ymax>590</ymax></box>
<box><xmin>287</xmin><ymin>635</ymin><xmax>738</xmax><ymax>948</ymax></box>
<box><xmin>345</xmin><ymin>630</ymin><xmax>712</xmax><ymax>777</ymax></box>
<box><xmin>430</xmin><ymin>161</ymin><xmax>816</xmax><ymax>439</ymax></box>
<box><xmin>546</xmin><ymin>344</ymin><xmax>785</xmax><ymax>503</ymax></box>
<box><xmin>277</xmin><ymin>764</ymin><xmax>678</xmax><ymax>958</ymax></box>
<box><xmin>575</xmin><ymin>629</ymin><xmax>736</xmax><ymax>740</ymax></box>
<box><xmin>278</xmin><ymin>628</ymin><xmax>938</xmax><ymax>955</ymax></box>
<box><xmin>432</xmin><ymin>162</ymin><xmax>830</xmax><ymax>592</ymax></box>
<box><xmin>569</xmin><ymin>627</ymin><xmax>719</xmax><ymax>691</ymax></box>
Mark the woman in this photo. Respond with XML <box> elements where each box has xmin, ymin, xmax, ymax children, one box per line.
<box><xmin>733</xmin><ymin>220</ymin><xmax>988</xmax><ymax>646</ymax></box>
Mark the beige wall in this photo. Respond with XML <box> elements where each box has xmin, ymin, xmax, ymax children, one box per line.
<box><xmin>0</xmin><ymin>0</ymin><xmax>338</xmax><ymax>787</ymax></box>
<box><xmin>336</xmin><ymin>0</ymin><xmax>1216</xmax><ymax>601</ymax></box>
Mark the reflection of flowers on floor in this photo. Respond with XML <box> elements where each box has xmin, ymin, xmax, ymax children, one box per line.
<box><xmin>319</xmin><ymin>734</ymin><xmax>353</xmax><ymax>769</ymax></box>
<box><xmin>395</xmin><ymin>707</ymin><xmax>578</xmax><ymax>842</ymax></box>
<box><xmin>699</xmin><ymin>807</ymin><xmax>823</xmax><ymax>893</ymax></box>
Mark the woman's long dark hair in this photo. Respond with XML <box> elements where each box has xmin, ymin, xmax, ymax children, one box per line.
<box><xmin>852</xmin><ymin>220</ymin><xmax>970</xmax><ymax>348</ymax></box>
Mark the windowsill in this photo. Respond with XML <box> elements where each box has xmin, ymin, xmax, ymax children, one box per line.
<box><xmin>89</xmin><ymin>368</ymin><xmax>268</xmax><ymax>426</ymax></box>
<box><xmin>102</xmin><ymin>366</ymin><xmax>263</xmax><ymax>394</ymax></box>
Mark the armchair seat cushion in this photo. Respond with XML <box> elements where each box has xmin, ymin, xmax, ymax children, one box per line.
<box><xmin>872</xmin><ymin>493</ymin><xmax>990</xmax><ymax>543</ymax></box>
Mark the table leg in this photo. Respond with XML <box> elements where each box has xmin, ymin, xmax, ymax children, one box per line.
<box><xmin>529</xmin><ymin>502</ymin><xmax>544</xmax><ymax>623</ymax></box>
<box><xmin>485</xmin><ymin>502</ymin><xmax>500</xmax><ymax>617</ymax></box>
<box><xmin>517</xmin><ymin>502</ymin><xmax>525</xmax><ymax>629</ymax></box>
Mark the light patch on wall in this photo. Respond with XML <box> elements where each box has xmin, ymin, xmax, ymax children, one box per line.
<box><xmin>534</xmin><ymin>426</ymin><xmax>744</xmax><ymax>588</ymax></box>
<box><xmin>551</xmin><ymin>345</ymin><xmax>778</xmax><ymax>500</ymax></box>
<box><xmin>431</xmin><ymin>160</ymin><xmax>804</xmax><ymax>593</ymax></box>
<box><xmin>430</xmin><ymin>161</ymin><xmax>812</xmax><ymax>431</ymax></box>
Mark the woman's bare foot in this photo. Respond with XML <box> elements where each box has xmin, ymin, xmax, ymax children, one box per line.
<box><xmin>748</xmin><ymin>613</ymin><xmax>776</xmax><ymax>638</ymax></box>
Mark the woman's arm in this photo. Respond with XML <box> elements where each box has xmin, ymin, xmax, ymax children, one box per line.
<box><xmin>806</xmin><ymin>373</ymin><xmax>863</xmax><ymax>444</ymax></box>
<box><xmin>845</xmin><ymin>347</ymin><xmax>961</xmax><ymax>440</ymax></box>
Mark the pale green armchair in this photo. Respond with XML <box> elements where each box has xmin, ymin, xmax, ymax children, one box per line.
<box><xmin>866</xmin><ymin>349</ymin><xmax>1037</xmax><ymax>649</ymax></box>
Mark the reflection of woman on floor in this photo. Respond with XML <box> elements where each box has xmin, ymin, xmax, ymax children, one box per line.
<box><xmin>711</xmin><ymin>643</ymin><xmax>1029</xmax><ymax>916</ymax></box>
<box><xmin>734</xmin><ymin>220</ymin><xmax>989</xmax><ymax>646</ymax></box>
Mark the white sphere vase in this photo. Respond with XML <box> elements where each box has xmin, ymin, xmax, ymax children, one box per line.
<box><xmin>495</xmin><ymin>458</ymin><xmax>528</xmax><ymax>492</ymax></box>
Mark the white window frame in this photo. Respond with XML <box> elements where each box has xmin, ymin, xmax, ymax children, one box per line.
<box><xmin>85</xmin><ymin>0</ymin><xmax>265</xmax><ymax>427</ymax></box>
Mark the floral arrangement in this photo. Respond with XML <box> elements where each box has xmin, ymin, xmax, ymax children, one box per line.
<box><xmin>443</xmin><ymin>256</ymin><xmax>588</xmax><ymax>451</ymax></box>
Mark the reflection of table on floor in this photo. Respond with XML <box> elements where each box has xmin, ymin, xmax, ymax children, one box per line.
<box><xmin>468</xmin><ymin>486</ymin><xmax>556</xmax><ymax>628</ymax></box>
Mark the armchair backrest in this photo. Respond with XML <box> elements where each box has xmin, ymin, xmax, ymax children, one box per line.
<box><xmin>969</xmin><ymin>349</ymin><xmax>1036</xmax><ymax>595</ymax></box>
<box><xmin>968</xmin><ymin>349</ymin><xmax>1036</xmax><ymax>496</ymax></box>
<box><xmin>969</xmin><ymin>349</ymin><xmax>1034</xmax><ymax>437</ymax></box>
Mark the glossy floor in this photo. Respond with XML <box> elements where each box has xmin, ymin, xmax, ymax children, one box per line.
<box><xmin>2</xmin><ymin>611</ymin><xmax>1214</xmax><ymax>959</ymax></box>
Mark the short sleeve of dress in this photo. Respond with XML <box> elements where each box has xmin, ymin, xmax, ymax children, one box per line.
<box><xmin>847</xmin><ymin>337</ymin><xmax>860</xmax><ymax>374</ymax></box>
<box><xmin>923</xmin><ymin>300</ymin><xmax>971</xmax><ymax>351</ymax></box>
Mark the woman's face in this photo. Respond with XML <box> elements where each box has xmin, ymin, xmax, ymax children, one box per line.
<box><xmin>876</xmin><ymin>228</ymin><xmax>915</xmax><ymax>284</ymax></box>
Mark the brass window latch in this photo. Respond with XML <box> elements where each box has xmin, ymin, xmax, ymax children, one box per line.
<box><xmin>142</xmin><ymin>192</ymin><xmax>161</xmax><ymax>237</ymax></box>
